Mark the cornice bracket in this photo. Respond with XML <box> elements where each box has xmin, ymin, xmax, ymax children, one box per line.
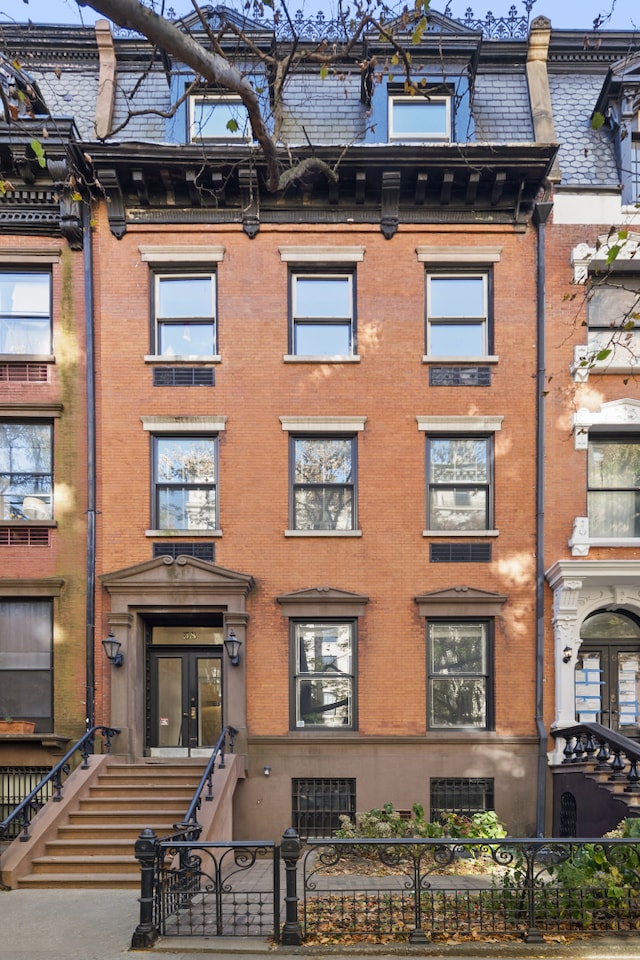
<box><xmin>380</xmin><ymin>170</ymin><xmax>400</xmax><ymax>240</ymax></box>
<box><xmin>98</xmin><ymin>167</ymin><xmax>126</xmax><ymax>239</ymax></box>
<box><xmin>239</xmin><ymin>167</ymin><xmax>260</xmax><ymax>239</ymax></box>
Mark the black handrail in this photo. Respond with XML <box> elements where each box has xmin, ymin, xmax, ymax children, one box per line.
<box><xmin>167</xmin><ymin>725</ymin><xmax>238</xmax><ymax>841</ymax></box>
<box><xmin>552</xmin><ymin>722</ymin><xmax>640</xmax><ymax>793</ymax></box>
<box><xmin>0</xmin><ymin>724</ymin><xmax>120</xmax><ymax>842</ymax></box>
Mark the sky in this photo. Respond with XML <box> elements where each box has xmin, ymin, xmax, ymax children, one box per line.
<box><xmin>5</xmin><ymin>0</ymin><xmax>640</xmax><ymax>30</ymax></box>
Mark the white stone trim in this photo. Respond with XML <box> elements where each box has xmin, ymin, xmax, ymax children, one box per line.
<box><xmin>416</xmin><ymin>415</ymin><xmax>503</xmax><ymax>432</ymax></box>
<box><xmin>279</xmin><ymin>246</ymin><xmax>365</xmax><ymax>263</ymax></box>
<box><xmin>422</xmin><ymin>356</ymin><xmax>499</xmax><ymax>364</ymax></box>
<box><xmin>145</xmin><ymin>529</ymin><xmax>222</xmax><ymax>537</ymax></box>
<box><xmin>571</xmin><ymin>232</ymin><xmax>640</xmax><ymax>283</ymax></box>
<box><xmin>280</xmin><ymin>416</ymin><xmax>366</xmax><ymax>433</ymax></box>
<box><xmin>573</xmin><ymin>398</ymin><xmax>640</xmax><ymax>449</ymax></box>
<box><xmin>138</xmin><ymin>245</ymin><xmax>225</xmax><ymax>263</ymax></box>
<box><xmin>141</xmin><ymin>416</ymin><xmax>227</xmax><ymax>432</ymax></box>
<box><xmin>283</xmin><ymin>355</ymin><xmax>361</xmax><ymax>363</ymax></box>
<box><xmin>423</xmin><ymin>529</ymin><xmax>499</xmax><ymax>538</ymax></box>
<box><xmin>284</xmin><ymin>529</ymin><xmax>363</xmax><ymax>537</ymax></box>
<box><xmin>415</xmin><ymin>246</ymin><xmax>502</xmax><ymax>263</ymax></box>
<box><xmin>0</xmin><ymin>248</ymin><xmax>62</xmax><ymax>263</ymax></box>
<box><xmin>545</xmin><ymin>559</ymin><xmax>640</xmax><ymax>737</ymax></box>
<box><xmin>144</xmin><ymin>355</ymin><xmax>221</xmax><ymax>364</ymax></box>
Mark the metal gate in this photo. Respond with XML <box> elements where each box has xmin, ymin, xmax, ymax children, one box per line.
<box><xmin>155</xmin><ymin>840</ymin><xmax>280</xmax><ymax>939</ymax></box>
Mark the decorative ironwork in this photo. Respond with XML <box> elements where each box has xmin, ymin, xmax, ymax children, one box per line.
<box><xmin>460</xmin><ymin>2</ymin><xmax>538</xmax><ymax>39</ymax></box>
<box><xmin>115</xmin><ymin>2</ymin><xmax>538</xmax><ymax>43</ymax></box>
<box><xmin>302</xmin><ymin>835</ymin><xmax>640</xmax><ymax>942</ymax></box>
<box><xmin>155</xmin><ymin>841</ymin><xmax>279</xmax><ymax>938</ymax></box>
<box><xmin>0</xmin><ymin>725</ymin><xmax>120</xmax><ymax>841</ymax></box>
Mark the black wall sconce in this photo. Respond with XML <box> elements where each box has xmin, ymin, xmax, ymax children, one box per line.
<box><xmin>224</xmin><ymin>629</ymin><xmax>242</xmax><ymax>666</ymax></box>
<box><xmin>562</xmin><ymin>644</ymin><xmax>572</xmax><ymax>664</ymax></box>
<box><xmin>102</xmin><ymin>630</ymin><xmax>124</xmax><ymax>667</ymax></box>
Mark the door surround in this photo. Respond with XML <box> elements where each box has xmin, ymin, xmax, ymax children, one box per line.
<box><xmin>101</xmin><ymin>555</ymin><xmax>254</xmax><ymax>760</ymax></box>
<box><xmin>546</xmin><ymin>560</ymin><xmax>640</xmax><ymax>755</ymax></box>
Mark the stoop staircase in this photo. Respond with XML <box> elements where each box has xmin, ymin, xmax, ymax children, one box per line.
<box><xmin>16</xmin><ymin>762</ymin><xmax>206</xmax><ymax>889</ymax></box>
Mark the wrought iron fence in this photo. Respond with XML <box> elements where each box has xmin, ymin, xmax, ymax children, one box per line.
<box><xmin>148</xmin><ymin>837</ymin><xmax>279</xmax><ymax>939</ymax></box>
<box><xmin>302</xmin><ymin>836</ymin><xmax>640</xmax><ymax>943</ymax></box>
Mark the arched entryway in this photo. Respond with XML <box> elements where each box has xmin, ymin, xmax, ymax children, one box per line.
<box><xmin>575</xmin><ymin>610</ymin><xmax>640</xmax><ymax>737</ymax></box>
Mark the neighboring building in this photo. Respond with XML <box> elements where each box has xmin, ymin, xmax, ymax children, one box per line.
<box><xmin>0</xmin><ymin>6</ymin><xmax>639</xmax><ymax>841</ymax></box>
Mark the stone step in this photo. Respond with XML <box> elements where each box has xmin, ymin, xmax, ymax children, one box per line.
<box><xmin>30</xmin><ymin>855</ymin><xmax>141</xmax><ymax>875</ymax></box>
<box><xmin>17</xmin><ymin>872</ymin><xmax>140</xmax><ymax>889</ymax></box>
<box><xmin>77</xmin><ymin>796</ymin><xmax>190</xmax><ymax>812</ymax></box>
<box><xmin>89</xmin><ymin>784</ymin><xmax>197</xmax><ymax>799</ymax></box>
<box><xmin>66</xmin><ymin>809</ymin><xmax>184</xmax><ymax>825</ymax></box>
<box><xmin>45</xmin><ymin>838</ymin><xmax>138</xmax><ymax>856</ymax></box>
<box><xmin>57</xmin><ymin>822</ymin><xmax>176</xmax><ymax>841</ymax></box>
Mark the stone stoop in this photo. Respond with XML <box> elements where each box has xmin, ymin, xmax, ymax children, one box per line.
<box><xmin>16</xmin><ymin>761</ymin><xmax>210</xmax><ymax>889</ymax></box>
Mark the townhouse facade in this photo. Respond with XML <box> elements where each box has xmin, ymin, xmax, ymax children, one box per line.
<box><xmin>0</xmin><ymin>5</ymin><xmax>639</xmax><ymax>840</ymax></box>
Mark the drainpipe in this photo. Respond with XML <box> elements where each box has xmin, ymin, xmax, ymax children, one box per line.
<box><xmin>533</xmin><ymin>199</ymin><xmax>553</xmax><ymax>836</ymax></box>
<box><xmin>83</xmin><ymin>200</ymin><xmax>96</xmax><ymax>732</ymax></box>
<box><xmin>526</xmin><ymin>13</ymin><xmax>560</xmax><ymax>838</ymax></box>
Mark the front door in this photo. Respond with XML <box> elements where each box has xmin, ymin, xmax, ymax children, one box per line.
<box><xmin>147</xmin><ymin>624</ymin><xmax>223</xmax><ymax>756</ymax></box>
<box><xmin>575</xmin><ymin>611</ymin><xmax>640</xmax><ymax>738</ymax></box>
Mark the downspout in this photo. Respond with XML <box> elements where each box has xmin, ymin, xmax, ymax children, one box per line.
<box><xmin>85</xmin><ymin>20</ymin><xmax>115</xmax><ymax>732</ymax></box>
<box><xmin>83</xmin><ymin>200</ymin><xmax>96</xmax><ymax>732</ymax></box>
<box><xmin>533</xmin><ymin>199</ymin><xmax>553</xmax><ymax>836</ymax></box>
<box><xmin>526</xmin><ymin>15</ymin><xmax>560</xmax><ymax>836</ymax></box>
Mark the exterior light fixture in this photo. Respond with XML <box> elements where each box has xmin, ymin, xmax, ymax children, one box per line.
<box><xmin>263</xmin><ymin>765</ymin><xmax>271</xmax><ymax>777</ymax></box>
<box><xmin>562</xmin><ymin>645</ymin><xmax>572</xmax><ymax>664</ymax></box>
<box><xmin>224</xmin><ymin>629</ymin><xmax>241</xmax><ymax>666</ymax></box>
<box><xmin>102</xmin><ymin>630</ymin><xmax>123</xmax><ymax>667</ymax></box>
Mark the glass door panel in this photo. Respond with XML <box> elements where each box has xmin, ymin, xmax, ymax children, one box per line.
<box><xmin>576</xmin><ymin>645</ymin><xmax>640</xmax><ymax>736</ymax></box>
<box><xmin>149</xmin><ymin>649</ymin><xmax>222</xmax><ymax>754</ymax></box>
<box><xmin>156</xmin><ymin>657</ymin><xmax>184</xmax><ymax>747</ymax></box>
<box><xmin>197</xmin><ymin>658</ymin><xmax>222</xmax><ymax>746</ymax></box>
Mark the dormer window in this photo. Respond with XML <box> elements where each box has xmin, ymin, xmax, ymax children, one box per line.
<box><xmin>388</xmin><ymin>91</ymin><xmax>451</xmax><ymax>142</ymax></box>
<box><xmin>633</xmin><ymin>133</ymin><xmax>640</xmax><ymax>202</ymax></box>
<box><xmin>189</xmin><ymin>93</ymin><xmax>250</xmax><ymax>142</ymax></box>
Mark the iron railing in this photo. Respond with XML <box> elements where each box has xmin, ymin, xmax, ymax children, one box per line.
<box><xmin>0</xmin><ymin>724</ymin><xmax>119</xmax><ymax>842</ymax></box>
<box><xmin>552</xmin><ymin>721</ymin><xmax>640</xmax><ymax>792</ymax></box>
<box><xmin>302</xmin><ymin>835</ymin><xmax>640</xmax><ymax>943</ymax></box>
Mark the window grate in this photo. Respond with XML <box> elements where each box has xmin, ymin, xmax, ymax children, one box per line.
<box><xmin>559</xmin><ymin>791</ymin><xmax>577</xmax><ymax>838</ymax></box>
<box><xmin>430</xmin><ymin>778</ymin><xmax>494</xmax><ymax>822</ymax></box>
<box><xmin>152</xmin><ymin>542</ymin><xmax>215</xmax><ymax>562</ymax></box>
<box><xmin>0</xmin><ymin>527</ymin><xmax>50</xmax><ymax>547</ymax></box>
<box><xmin>0</xmin><ymin>766</ymin><xmax>52</xmax><ymax>839</ymax></box>
<box><xmin>429</xmin><ymin>366</ymin><xmax>491</xmax><ymax>387</ymax></box>
<box><xmin>0</xmin><ymin>363</ymin><xmax>48</xmax><ymax>383</ymax></box>
<box><xmin>292</xmin><ymin>777</ymin><xmax>356</xmax><ymax>839</ymax></box>
<box><xmin>153</xmin><ymin>367</ymin><xmax>215</xmax><ymax>387</ymax></box>
<box><xmin>430</xmin><ymin>543</ymin><xmax>492</xmax><ymax>563</ymax></box>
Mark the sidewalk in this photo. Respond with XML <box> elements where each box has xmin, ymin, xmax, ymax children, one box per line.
<box><xmin>1</xmin><ymin>888</ymin><xmax>639</xmax><ymax>960</ymax></box>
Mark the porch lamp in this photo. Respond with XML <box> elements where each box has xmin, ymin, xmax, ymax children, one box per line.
<box><xmin>562</xmin><ymin>644</ymin><xmax>572</xmax><ymax>664</ymax></box>
<box><xmin>102</xmin><ymin>630</ymin><xmax>124</xmax><ymax>667</ymax></box>
<box><xmin>224</xmin><ymin>629</ymin><xmax>242</xmax><ymax>667</ymax></box>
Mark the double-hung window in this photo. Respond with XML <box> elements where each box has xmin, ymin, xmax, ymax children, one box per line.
<box><xmin>290</xmin><ymin>272</ymin><xmax>355</xmax><ymax>357</ymax></box>
<box><xmin>0</xmin><ymin>599</ymin><xmax>53</xmax><ymax>731</ymax></box>
<box><xmin>427</xmin><ymin>620</ymin><xmax>492</xmax><ymax>729</ymax></box>
<box><xmin>389</xmin><ymin>95</ymin><xmax>450</xmax><ymax>141</ymax></box>
<box><xmin>427</xmin><ymin>435</ymin><xmax>492</xmax><ymax>532</ymax></box>
<box><xmin>586</xmin><ymin>276</ymin><xmax>640</xmax><ymax>367</ymax></box>
<box><xmin>291</xmin><ymin>436</ymin><xmax>356</xmax><ymax>531</ymax></box>
<box><xmin>588</xmin><ymin>435</ymin><xmax>640</xmax><ymax>538</ymax></box>
<box><xmin>0</xmin><ymin>270</ymin><xmax>51</xmax><ymax>356</ymax></box>
<box><xmin>189</xmin><ymin>93</ymin><xmax>250</xmax><ymax>141</ymax></box>
<box><xmin>0</xmin><ymin>421</ymin><xmax>53</xmax><ymax>520</ymax></box>
<box><xmin>292</xmin><ymin>621</ymin><xmax>355</xmax><ymax>729</ymax></box>
<box><xmin>153</xmin><ymin>435</ymin><xmax>218</xmax><ymax>531</ymax></box>
<box><xmin>154</xmin><ymin>273</ymin><xmax>216</xmax><ymax>358</ymax></box>
<box><xmin>426</xmin><ymin>273</ymin><xmax>489</xmax><ymax>357</ymax></box>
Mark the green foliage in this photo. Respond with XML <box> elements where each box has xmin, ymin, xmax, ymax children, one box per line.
<box><xmin>547</xmin><ymin>819</ymin><xmax>640</xmax><ymax>900</ymax></box>
<box><xmin>590</xmin><ymin>111</ymin><xmax>605</xmax><ymax>130</ymax></box>
<box><xmin>335</xmin><ymin>803</ymin><xmax>506</xmax><ymax>842</ymax></box>
<box><xmin>29</xmin><ymin>138</ymin><xmax>46</xmax><ymax>168</ymax></box>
